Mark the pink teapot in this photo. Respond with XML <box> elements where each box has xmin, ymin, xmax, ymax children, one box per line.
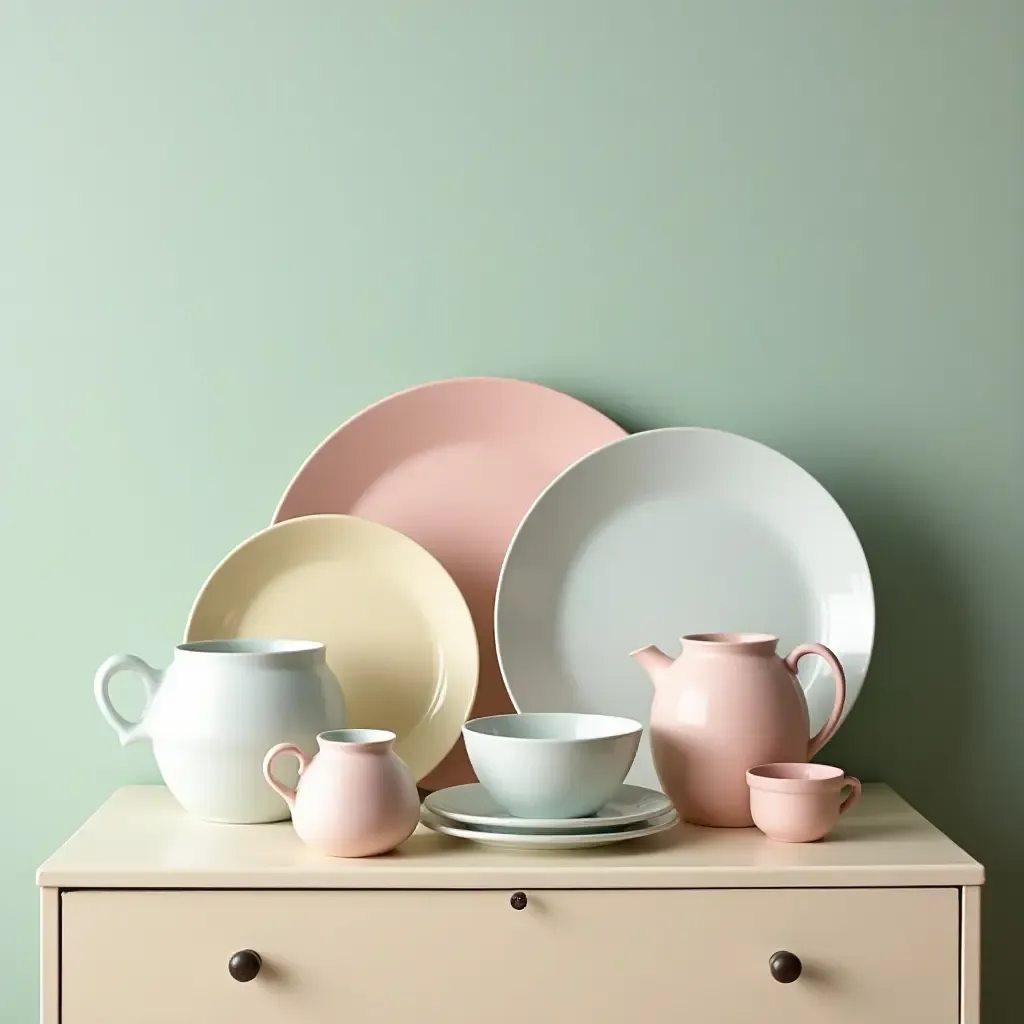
<box><xmin>631</xmin><ymin>633</ymin><xmax>846</xmax><ymax>827</ymax></box>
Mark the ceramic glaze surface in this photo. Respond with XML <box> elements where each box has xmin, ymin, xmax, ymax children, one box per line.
<box><xmin>424</xmin><ymin>783</ymin><xmax>673</xmax><ymax>832</ymax></box>
<box><xmin>747</xmin><ymin>763</ymin><xmax>862</xmax><ymax>843</ymax></box>
<box><xmin>264</xmin><ymin>729</ymin><xmax>419</xmax><ymax>857</ymax></box>
<box><xmin>419</xmin><ymin>807</ymin><xmax>678</xmax><ymax>849</ymax></box>
<box><xmin>495</xmin><ymin>428</ymin><xmax>873</xmax><ymax>791</ymax></box>
<box><xmin>273</xmin><ymin>378</ymin><xmax>625</xmax><ymax>791</ymax></box>
<box><xmin>93</xmin><ymin>640</ymin><xmax>345</xmax><ymax>823</ymax></box>
<box><xmin>638</xmin><ymin>633</ymin><xmax>846</xmax><ymax>827</ymax></box>
<box><xmin>462</xmin><ymin>713</ymin><xmax>641</xmax><ymax>818</ymax></box>
<box><xmin>185</xmin><ymin>514</ymin><xmax>478</xmax><ymax>783</ymax></box>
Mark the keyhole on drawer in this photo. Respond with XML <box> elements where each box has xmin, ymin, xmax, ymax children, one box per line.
<box><xmin>510</xmin><ymin>891</ymin><xmax>528</xmax><ymax>910</ymax></box>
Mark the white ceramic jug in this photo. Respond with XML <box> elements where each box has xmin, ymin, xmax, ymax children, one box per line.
<box><xmin>94</xmin><ymin>639</ymin><xmax>346</xmax><ymax>823</ymax></box>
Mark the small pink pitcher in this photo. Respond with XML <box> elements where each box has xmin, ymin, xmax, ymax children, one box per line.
<box><xmin>631</xmin><ymin>633</ymin><xmax>846</xmax><ymax>827</ymax></box>
<box><xmin>263</xmin><ymin>729</ymin><xmax>420</xmax><ymax>857</ymax></box>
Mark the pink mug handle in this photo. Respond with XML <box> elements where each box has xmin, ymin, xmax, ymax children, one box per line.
<box><xmin>262</xmin><ymin>743</ymin><xmax>311</xmax><ymax>809</ymax></box>
<box><xmin>839</xmin><ymin>775</ymin><xmax>862</xmax><ymax>815</ymax></box>
<box><xmin>784</xmin><ymin>642</ymin><xmax>847</xmax><ymax>758</ymax></box>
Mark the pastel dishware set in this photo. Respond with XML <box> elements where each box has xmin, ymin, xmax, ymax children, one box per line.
<box><xmin>93</xmin><ymin>376</ymin><xmax>874</xmax><ymax>854</ymax></box>
<box><xmin>421</xmin><ymin>711</ymin><xmax>680</xmax><ymax>849</ymax></box>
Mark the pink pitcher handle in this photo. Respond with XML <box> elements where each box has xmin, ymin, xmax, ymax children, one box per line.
<box><xmin>262</xmin><ymin>743</ymin><xmax>311</xmax><ymax>809</ymax></box>
<box><xmin>784</xmin><ymin>642</ymin><xmax>847</xmax><ymax>758</ymax></box>
<box><xmin>839</xmin><ymin>775</ymin><xmax>862</xmax><ymax>815</ymax></box>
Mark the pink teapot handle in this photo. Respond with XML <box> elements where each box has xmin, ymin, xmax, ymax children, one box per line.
<box><xmin>262</xmin><ymin>743</ymin><xmax>312</xmax><ymax>809</ymax></box>
<box><xmin>784</xmin><ymin>643</ymin><xmax>847</xmax><ymax>758</ymax></box>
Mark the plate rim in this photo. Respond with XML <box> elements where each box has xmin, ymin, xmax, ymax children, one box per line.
<box><xmin>183</xmin><ymin>512</ymin><xmax>480</xmax><ymax>782</ymax></box>
<box><xmin>420</xmin><ymin>806</ymin><xmax>680</xmax><ymax>847</ymax></box>
<box><xmin>423</xmin><ymin>782</ymin><xmax>675</xmax><ymax>831</ymax></box>
<box><xmin>494</xmin><ymin>425</ymin><xmax>876</xmax><ymax>760</ymax></box>
<box><xmin>271</xmin><ymin>376</ymin><xmax>628</xmax><ymax>524</ymax></box>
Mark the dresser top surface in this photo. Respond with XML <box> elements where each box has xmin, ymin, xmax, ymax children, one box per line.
<box><xmin>37</xmin><ymin>784</ymin><xmax>982</xmax><ymax>889</ymax></box>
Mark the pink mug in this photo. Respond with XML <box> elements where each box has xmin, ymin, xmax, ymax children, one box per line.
<box><xmin>746</xmin><ymin>763</ymin><xmax>861</xmax><ymax>843</ymax></box>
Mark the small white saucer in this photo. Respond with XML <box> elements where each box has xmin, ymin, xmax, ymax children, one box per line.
<box><xmin>424</xmin><ymin>783</ymin><xmax>674</xmax><ymax>833</ymax></box>
<box><xmin>420</xmin><ymin>807</ymin><xmax>679</xmax><ymax>850</ymax></box>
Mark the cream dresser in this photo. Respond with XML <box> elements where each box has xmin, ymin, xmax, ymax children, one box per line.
<box><xmin>38</xmin><ymin>785</ymin><xmax>982</xmax><ymax>1023</ymax></box>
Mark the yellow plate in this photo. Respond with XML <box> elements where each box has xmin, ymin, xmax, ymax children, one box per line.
<box><xmin>185</xmin><ymin>514</ymin><xmax>479</xmax><ymax>782</ymax></box>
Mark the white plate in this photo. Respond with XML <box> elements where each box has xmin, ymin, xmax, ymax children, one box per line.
<box><xmin>424</xmin><ymin>783</ymin><xmax>674</xmax><ymax>832</ymax></box>
<box><xmin>495</xmin><ymin>428</ymin><xmax>874</xmax><ymax>791</ymax></box>
<box><xmin>420</xmin><ymin>808</ymin><xmax>679</xmax><ymax>849</ymax></box>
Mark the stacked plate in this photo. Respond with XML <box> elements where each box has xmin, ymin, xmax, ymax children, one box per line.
<box><xmin>421</xmin><ymin>784</ymin><xmax>678</xmax><ymax>850</ymax></box>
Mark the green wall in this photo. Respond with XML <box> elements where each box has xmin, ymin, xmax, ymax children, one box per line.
<box><xmin>3</xmin><ymin>2</ymin><xmax>1021</xmax><ymax>1019</ymax></box>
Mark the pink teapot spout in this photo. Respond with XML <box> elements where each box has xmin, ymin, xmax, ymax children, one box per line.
<box><xmin>629</xmin><ymin>644</ymin><xmax>675</xmax><ymax>684</ymax></box>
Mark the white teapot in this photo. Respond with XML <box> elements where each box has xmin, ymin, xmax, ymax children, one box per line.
<box><xmin>95</xmin><ymin>639</ymin><xmax>346</xmax><ymax>823</ymax></box>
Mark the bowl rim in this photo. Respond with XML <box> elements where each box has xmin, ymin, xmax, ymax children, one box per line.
<box><xmin>463</xmin><ymin>712</ymin><xmax>642</xmax><ymax>742</ymax></box>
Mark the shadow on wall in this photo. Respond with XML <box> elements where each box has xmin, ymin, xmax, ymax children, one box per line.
<box><xmin>823</xmin><ymin>472</ymin><xmax>1019</xmax><ymax>1023</ymax></box>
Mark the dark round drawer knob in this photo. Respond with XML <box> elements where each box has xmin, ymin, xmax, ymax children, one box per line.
<box><xmin>228</xmin><ymin>949</ymin><xmax>262</xmax><ymax>982</ymax></box>
<box><xmin>510</xmin><ymin>891</ymin><xmax>528</xmax><ymax>910</ymax></box>
<box><xmin>769</xmin><ymin>950</ymin><xmax>802</xmax><ymax>983</ymax></box>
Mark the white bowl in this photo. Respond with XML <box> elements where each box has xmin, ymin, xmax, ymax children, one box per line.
<box><xmin>462</xmin><ymin>713</ymin><xmax>642</xmax><ymax>818</ymax></box>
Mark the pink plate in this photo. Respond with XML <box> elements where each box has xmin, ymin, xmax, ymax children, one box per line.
<box><xmin>274</xmin><ymin>378</ymin><xmax>626</xmax><ymax>791</ymax></box>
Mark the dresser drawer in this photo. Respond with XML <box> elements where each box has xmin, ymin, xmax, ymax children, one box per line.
<box><xmin>61</xmin><ymin>887</ymin><xmax>959</xmax><ymax>1023</ymax></box>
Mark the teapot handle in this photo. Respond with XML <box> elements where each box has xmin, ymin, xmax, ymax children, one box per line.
<box><xmin>93</xmin><ymin>654</ymin><xmax>162</xmax><ymax>746</ymax></box>
<box><xmin>263</xmin><ymin>743</ymin><xmax>312</xmax><ymax>809</ymax></box>
<box><xmin>784</xmin><ymin>643</ymin><xmax>847</xmax><ymax>758</ymax></box>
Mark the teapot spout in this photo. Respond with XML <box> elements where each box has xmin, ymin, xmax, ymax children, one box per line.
<box><xmin>629</xmin><ymin>645</ymin><xmax>674</xmax><ymax>685</ymax></box>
